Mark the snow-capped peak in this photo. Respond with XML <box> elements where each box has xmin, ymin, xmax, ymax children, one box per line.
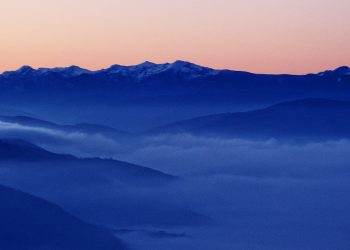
<box><xmin>16</xmin><ymin>66</ymin><xmax>35</xmax><ymax>75</ymax></box>
<box><xmin>137</xmin><ymin>61</ymin><xmax>157</xmax><ymax>67</ymax></box>
<box><xmin>1</xmin><ymin>61</ymin><xmax>220</xmax><ymax>80</ymax></box>
<box><xmin>317</xmin><ymin>66</ymin><xmax>350</xmax><ymax>77</ymax></box>
<box><xmin>1</xmin><ymin>65</ymin><xmax>92</xmax><ymax>78</ymax></box>
<box><xmin>1</xmin><ymin>66</ymin><xmax>35</xmax><ymax>77</ymax></box>
<box><xmin>102</xmin><ymin>60</ymin><xmax>219</xmax><ymax>80</ymax></box>
<box><xmin>334</xmin><ymin>66</ymin><xmax>350</xmax><ymax>75</ymax></box>
<box><xmin>37</xmin><ymin>66</ymin><xmax>92</xmax><ymax>77</ymax></box>
<box><xmin>168</xmin><ymin>60</ymin><xmax>218</xmax><ymax>75</ymax></box>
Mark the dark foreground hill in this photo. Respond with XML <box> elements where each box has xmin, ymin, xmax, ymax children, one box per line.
<box><xmin>0</xmin><ymin>184</ymin><xmax>127</xmax><ymax>250</ymax></box>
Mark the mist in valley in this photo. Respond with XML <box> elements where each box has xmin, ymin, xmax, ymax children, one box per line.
<box><xmin>0</xmin><ymin>119</ymin><xmax>349</xmax><ymax>249</ymax></box>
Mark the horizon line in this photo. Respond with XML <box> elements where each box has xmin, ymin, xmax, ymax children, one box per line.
<box><xmin>1</xmin><ymin>60</ymin><xmax>349</xmax><ymax>76</ymax></box>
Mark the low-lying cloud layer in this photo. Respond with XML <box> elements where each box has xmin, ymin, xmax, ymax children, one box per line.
<box><xmin>0</xmin><ymin>121</ymin><xmax>121</xmax><ymax>157</ymax></box>
<box><xmin>120</xmin><ymin>134</ymin><xmax>350</xmax><ymax>179</ymax></box>
<box><xmin>1</xmin><ymin>121</ymin><xmax>350</xmax><ymax>249</ymax></box>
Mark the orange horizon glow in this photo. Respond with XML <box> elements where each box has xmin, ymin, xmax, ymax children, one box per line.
<box><xmin>1</xmin><ymin>0</ymin><xmax>349</xmax><ymax>74</ymax></box>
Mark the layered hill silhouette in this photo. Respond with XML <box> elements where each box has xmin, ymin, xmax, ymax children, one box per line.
<box><xmin>1</xmin><ymin>62</ymin><xmax>350</xmax><ymax>130</ymax></box>
<box><xmin>0</xmin><ymin>140</ymin><xmax>209</xmax><ymax>228</ymax></box>
<box><xmin>150</xmin><ymin>98</ymin><xmax>350</xmax><ymax>140</ymax></box>
<box><xmin>0</xmin><ymin>184</ymin><xmax>127</xmax><ymax>250</ymax></box>
<box><xmin>0</xmin><ymin>139</ymin><xmax>175</xmax><ymax>184</ymax></box>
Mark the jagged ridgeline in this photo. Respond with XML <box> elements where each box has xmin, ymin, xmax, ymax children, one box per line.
<box><xmin>0</xmin><ymin>62</ymin><xmax>349</xmax><ymax>130</ymax></box>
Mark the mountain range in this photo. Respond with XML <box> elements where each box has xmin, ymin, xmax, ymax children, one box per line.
<box><xmin>1</xmin><ymin>61</ymin><xmax>350</xmax><ymax>130</ymax></box>
<box><xmin>2</xmin><ymin>61</ymin><xmax>350</xmax><ymax>81</ymax></box>
<box><xmin>0</xmin><ymin>61</ymin><xmax>219</xmax><ymax>80</ymax></box>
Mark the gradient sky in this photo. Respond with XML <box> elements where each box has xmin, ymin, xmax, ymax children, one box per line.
<box><xmin>0</xmin><ymin>0</ymin><xmax>349</xmax><ymax>74</ymax></box>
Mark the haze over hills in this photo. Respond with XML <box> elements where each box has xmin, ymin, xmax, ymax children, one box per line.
<box><xmin>0</xmin><ymin>115</ymin><xmax>130</xmax><ymax>136</ymax></box>
<box><xmin>4</xmin><ymin>95</ymin><xmax>350</xmax><ymax>143</ymax></box>
<box><xmin>0</xmin><ymin>184</ymin><xmax>127</xmax><ymax>250</ymax></box>
<box><xmin>0</xmin><ymin>140</ymin><xmax>210</xmax><ymax>228</ymax></box>
<box><xmin>150</xmin><ymin>98</ymin><xmax>350</xmax><ymax>141</ymax></box>
<box><xmin>0</xmin><ymin>139</ymin><xmax>175</xmax><ymax>185</ymax></box>
<box><xmin>1</xmin><ymin>61</ymin><xmax>350</xmax><ymax>130</ymax></box>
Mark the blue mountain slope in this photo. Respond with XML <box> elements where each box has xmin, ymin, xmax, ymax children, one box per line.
<box><xmin>0</xmin><ymin>62</ymin><xmax>349</xmax><ymax>130</ymax></box>
<box><xmin>1</xmin><ymin>62</ymin><xmax>349</xmax><ymax>103</ymax></box>
<box><xmin>0</xmin><ymin>184</ymin><xmax>127</xmax><ymax>250</ymax></box>
<box><xmin>0</xmin><ymin>140</ymin><xmax>209</xmax><ymax>228</ymax></box>
<box><xmin>0</xmin><ymin>139</ymin><xmax>175</xmax><ymax>184</ymax></box>
<box><xmin>150</xmin><ymin>98</ymin><xmax>350</xmax><ymax>140</ymax></box>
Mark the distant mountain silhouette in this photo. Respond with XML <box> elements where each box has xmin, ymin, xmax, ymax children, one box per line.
<box><xmin>150</xmin><ymin>98</ymin><xmax>350</xmax><ymax>140</ymax></box>
<box><xmin>0</xmin><ymin>184</ymin><xmax>127</xmax><ymax>250</ymax></box>
<box><xmin>1</xmin><ymin>62</ymin><xmax>349</xmax><ymax>102</ymax></box>
<box><xmin>1</xmin><ymin>61</ymin><xmax>219</xmax><ymax>80</ymax></box>
<box><xmin>1</xmin><ymin>62</ymin><xmax>350</xmax><ymax>130</ymax></box>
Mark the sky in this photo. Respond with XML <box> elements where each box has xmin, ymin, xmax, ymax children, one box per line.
<box><xmin>0</xmin><ymin>0</ymin><xmax>349</xmax><ymax>74</ymax></box>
